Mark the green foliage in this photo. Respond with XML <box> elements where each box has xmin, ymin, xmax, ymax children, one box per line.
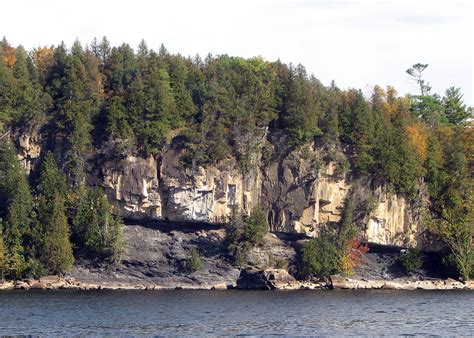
<box><xmin>37</xmin><ymin>153</ymin><xmax>73</xmax><ymax>274</ymax></box>
<box><xmin>41</xmin><ymin>194</ymin><xmax>74</xmax><ymax>274</ymax></box>
<box><xmin>224</xmin><ymin>207</ymin><xmax>268</xmax><ymax>264</ymax></box>
<box><xmin>399</xmin><ymin>249</ymin><xmax>423</xmax><ymax>273</ymax></box>
<box><xmin>425</xmin><ymin>128</ymin><xmax>473</xmax><ymax>280</ymax></box>
<box><xmin>406</xmin><ymin>63</ymin><xmax>444</xmax><ymax>125</ymax></box>
<box><xmin>301</xmin><ymin>231</ymin><xmax>339</xmax><ymax>277</ymax></box>
<box><xmin>301</xmin><ymin>190</ymin><xmax>368</xmax><ymax>278</ymax></box>
<box><xmin>103</xmin><ymin>96</ymin><xmax>133</xmax><ymax>140</ymax></box>
<box><xmin>442</xmin><ymin>87</ymin><xmax>471</xmax><ymax>126</ymax></box>
<box><xmin>340</xmin><ymin>90</ymin><xmax>375</xmax><ymax>173</ymax></box>
<box><xmin>37</xmin><ymin>152</ymin><xmax>67</xmax><ymax>215</ymax></box>
<box><xmin>279</xmin><ymin>65</ymin><xmax>321</xmax><ymax>147</ymax></box>
<box><xmin>72</xmin><ymin>187</ymin><xmax>124</xmax><ymax>260</ymax></box>
<box><xmin>0</xmin><ymin>40</ymin><xmax>473</xmax><ymax>282</ymax></box>
<box><xmin>243</xmin><ymin>207</ymin><xmax>268</xmax><ymax>247</ymax></box>
<box><xmin>0</xmin><ymin>141</ymin><xmax>35</xmax><ymax>279</ymax></box>
<box><xmin>275</xmin><ymin>258</ymin><xmax>289</xmax><ymax>270</ymax></box>
<box><xmin>186</xmin><ymin>248</ymin><xmax>202</xmax><ymax>272</ymax></box>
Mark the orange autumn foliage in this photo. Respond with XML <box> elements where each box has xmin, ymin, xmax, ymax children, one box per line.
<box><xmin>2</xmin><ymin>45</ymin><xmax>16</xmax><ymax>67</ymax></box>
<box><xmin>406</xmin><ymin>122</ymin><xmax>429</xmax><ymax>162</ymax></box>
<box><xmin>339</xmin><ymin>237</ymin><xmax>369</xmax><ymax>274</ymax></box>
<box><xmin>33</xmin><ymin>46</ymin><xmax>54</xmax><ymax>76</ymax></box>
<box><xmin>463</xmin><ymin>124</ymin><xmax>474</xmax><ymax>175</ymax></box>
<box><xmin>372</xmin><ymin>85</ymin><xmax>407</xmax><ymax>118</ymax></box>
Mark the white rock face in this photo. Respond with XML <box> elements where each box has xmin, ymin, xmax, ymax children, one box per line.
<box><xmin>99</xmin><ymin>147</ymin><xmax>421</xmax><ymax>247</ymax></box>
<box><xmin>102</xmin><ymin>155</ymin><xmax>161</xmax><ymax>219</ymax></box>
<box><xmin>17</xmin><ymin>133</ymin><xmax>41</xmax><ymax>173</ymax></box>
<box><xmin>316</xmin><ymin>163</ymin><xmax>351</xmax><ymax>224</ymax></box>
<box><xmin>366</xmin><ymin>189</ymin><xmax>418</xmax><ymax>246</ymax></box>
<box><xmin>101</xmin><ymin>150</ymin><xmax>260</xmax><ymax>224</ymax></box>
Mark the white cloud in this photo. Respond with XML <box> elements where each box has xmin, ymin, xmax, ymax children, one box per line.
<box><xmin>1</xmin><ymin>0</ymin><xmax>472</xmax><ymax>104</ymax></box>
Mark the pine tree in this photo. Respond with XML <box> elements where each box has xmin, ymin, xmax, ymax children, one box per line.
<box><xmin>167</xmin><ymin>55</ymin><xmax>196</xmax><ymax>123</ymax></box>
<box><xmin>282</xmin><ymin>65</ymin><xmax>320</xmax><ymax>147</ymax></box>
<box><xmin>38</xmin><ymin>152</ymin><xmax>67</xmax><ymax>214</ymax></box>
<box><xmin>340</xmin><ymin>90</ymin><xmax>375</xmax><ymax>174</ymax></box>
<box><xmin>0</xmin><ymin>141</ymin><xmax>34</xmax><ymax>278</ymax></box>
<box><xmin>442</xmin><ymin>87</ymin><xmax>470</xmax><ymax>126</ymax></box>
<box><xmin>41</xmin><ymin>194</ymin><xmax>74</xmax><ymax>274</ymax></box>
<box><xmin>72</xmin><ymin>187</ymin><xmax>123</xmax><ymax>259</ymax></box>
<box><xmin>36</xmin><ymin>151</ymin><xmax>73</xmax><ymax>274</ymax></box>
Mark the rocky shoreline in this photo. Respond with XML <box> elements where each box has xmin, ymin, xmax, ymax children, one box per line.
<box><xmin>1</xmin><ymin>273</ymin><xmax>473</xmax><ymax>291</ymax></box>
<box><xmin>1</xmin><ymin>226</ymin><xmax>472</xmax><ymax>292</ymax></box>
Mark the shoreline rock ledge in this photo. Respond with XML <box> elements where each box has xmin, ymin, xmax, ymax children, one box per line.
<box><xmin>1</xmin><ymin>274</ymin><xmax>473</xmax><ymax>291</ymax></box>
<box><xmin>329</xmin><ymin>274</ymin><xmax>474</xmax><ymax>291</ymax></box>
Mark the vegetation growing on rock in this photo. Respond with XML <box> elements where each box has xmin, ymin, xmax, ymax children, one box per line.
<box><xmin>225</xmin><ymin>207</ymin><xmax>268</xmax><ymax>265</ymax></box>
<box><xmin>0</xmin><ymin>38</ymin><xmax>472</xmax><ymax>280</ymax></box>
<box><xmin>186</xmin><ymin>248</ymin><xmax>202</xmax><ymax>272</ymax></box>
<box><xmin>301</xmin><ymin>190</ymin><xmax>369</xmax><ymax>278</ymax></box>
<box><xmin>399</xmin><ymin>249</ymin><xmax>423</xmax><ymax>273</ymax></box>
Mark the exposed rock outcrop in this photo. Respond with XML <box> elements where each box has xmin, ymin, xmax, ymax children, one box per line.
<box><xmin>16</xmin><ymin>131</ymin><xmax>42</xmax><ymax>174</ymax></box>
<box><xmin>330</xmin><ymin>274</ymin><xmax>470</xmax><ymax>290</ymax></box>
<box><xmin>236</xmin><ymin>268</ymin><xmax>298</xmax><ymax>290</ymax></box>
<box><xmin>366</xmin><ymin>188</ymin><xmax>419</xmax><ymax>247</ymax></box>
<box><xmin>12</xmin><ymin>128</ymin><xmax>423</xmax><ymax>248</ymax></box>
<box><xmin>101</xmin><ymin>155</ymin><xmax>162</xmax><ymax>219</ymax></box>
<box><xmin>95</xmin><ymin>142</ymin><xmax>422</xmax><ymax>248</ymax></box>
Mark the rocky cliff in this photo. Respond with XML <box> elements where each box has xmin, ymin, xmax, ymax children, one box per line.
<box><xmin>14</xmin><ymin>131</ymin><xmax>423</xmax><ymax>248</ymax></box>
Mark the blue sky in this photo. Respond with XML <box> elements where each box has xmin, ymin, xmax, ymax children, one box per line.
<box><xmin>2</xmin><ymin>0</ymin><xmax>473</xmax><ymax>104</ymax></box>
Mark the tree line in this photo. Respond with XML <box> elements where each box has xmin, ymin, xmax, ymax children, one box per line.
<box><xmin>0</xmin><ymin>38</ymin><xmax>472</xmax><ymax>279</ymax></box>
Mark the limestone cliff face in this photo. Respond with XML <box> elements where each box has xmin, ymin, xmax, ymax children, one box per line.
<box><xmin>96</xmin><ymin>143</ymin><xmax>422</xmax><ymax>248</ymax></box>
<box><xmin>365</xmin><ymin>188</ymin><xmax>419</xmax><ymax>247</ymax></box>
<box><xmin>16</xmin><ymin>132</ymin><xmax>42</xmax><ymax>174</ymax></box>
<box><xmin>11</xmin><ymin>128</ymin><xmax>422</xmax><ymax>248</ymax></box>
<box><xmin>101</xmin><ymin>155</ymin><xmax>161</xmax><ymax>220</ymax></box>
<box><xmin>99</xmin><ymin>148</ymin><xmax>260</xmax><ymax>224</ymax></box>
<box><xmin>159</xmin><ymin>148</ymin><xmax>260</xmax><ymax>223</ymax></box>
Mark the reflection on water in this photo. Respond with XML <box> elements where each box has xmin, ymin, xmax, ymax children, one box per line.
<box><xmin>0</xmin><ymin>289</ymin><xmax>473</xmax><ymax>335</ymax></box>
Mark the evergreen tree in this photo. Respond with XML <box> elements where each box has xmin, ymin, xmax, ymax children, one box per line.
<box><xmin>0</xmin><ymin>141</ymin><xmax>34</xmax><ymax>278</ymax></box>
<box><xmin>406</xmin><ymin>64</ymin><xmax>445</xmax><ymax>125</ymax></box>
<box><xmin>319</xmin><ymin>81</ymin><xmax>342</xmax><ymax>144</ymax></box>
<box><xmin>167</xmin><ymin>55</ymin><xmax>196</xmax><ymax>123</ymax></box>
<box><xmin>41</xmin><ymin>194</ymin><xmax>74</xmax><ymax>273</ymax></box>
<box><xmin>37</xmin><ymin>152</ymin><xmax>67</xmax><ymax>214</ymax></box>
<box><xmin>36</xmin><ymin>151</ymin><xmax>73</xmax><ymax>273</ymax></box>
<box><xmin>442</xmin><ymin>87</ymin><xmax>471</xmax><ymax>126</ymax></box>
<box><xmin>103</xmin><ymin>96</ymin><xmax>133</xmax><ymax>141</ymax></box>
<box><xmin>46</xmin><ymin>44</ymin><xmax>98</xmax><ymax>185</ymax></box>
<box><xmin>72</xmin><ymin>187</ymin><xmax>123</xmax><ymax>259</ymax></box>
<box><xmin>340</xmin><ymin>90</ymin><xmax>375</xmax><ymax>174</ymax></box>
<box><xmin>281</xmin><ymin>65</ymin><xmax>320</xmax><ymax>147</ymax></box>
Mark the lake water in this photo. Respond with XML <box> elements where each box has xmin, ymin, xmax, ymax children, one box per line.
<box><xmin>0</xmin><ymin>290</ymin><xmax>473</xmax><ymax>336</ymax></box>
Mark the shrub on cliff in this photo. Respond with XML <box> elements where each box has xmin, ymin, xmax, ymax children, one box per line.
<box><xmin>399</xmin><ymin>249</ymin><xmax>423</xmax><ymax>273</ymax></box>
<box><xmin>301</xmin><ymin>231</ymin><xmax>339</xmax><ymax>278</ymax></box>
<box><xmin>224</xmin><ymin>206</ymin><xmax>268</xmax><ymax>264</ymax></box>
<box><xmin>186</xmin><ymin>248</ymin><xmax>202</xmax><ymax>272</ymax></box>
<box><xmin>301</xmin><ymin>191</ymin><xmax>369</xmax><ymax>278</ymax></box>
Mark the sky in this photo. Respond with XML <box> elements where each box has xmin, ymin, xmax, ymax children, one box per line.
<box><xmin>1</xmin><ymin>0</ymin><xmax>473</xmax><ymax>105</ymax></box>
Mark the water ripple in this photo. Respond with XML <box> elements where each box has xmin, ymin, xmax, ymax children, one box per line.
<box><xmin>0</xmin><ymin>290</ymin><xmax>473</xmax><ymax>335</ymax></box>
